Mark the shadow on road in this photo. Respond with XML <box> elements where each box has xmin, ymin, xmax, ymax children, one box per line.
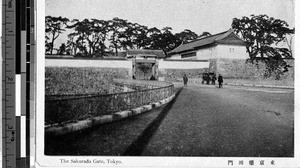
<box><xmin>122</xmin><ymin>87</ymin><xmax>183</xmax><ymax>156</ymax></box>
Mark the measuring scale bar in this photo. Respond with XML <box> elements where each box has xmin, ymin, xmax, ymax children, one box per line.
<box><xmin>3</xmin><ymin>0</ymin><xmax>32</xmax><ymax>167</ymax></box>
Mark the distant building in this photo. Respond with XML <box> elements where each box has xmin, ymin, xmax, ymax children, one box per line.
<box><xmin>168</xmin><ymin>29</ymin><xmax>248</xmax><ymax>60</ymax></box>
<box><xmin>126</xmin><ymin>49</ymin><xmax>165</xmax><ymax>80</ymax></box>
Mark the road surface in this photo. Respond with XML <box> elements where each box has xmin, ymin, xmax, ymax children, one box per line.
<box><xmin>45</xmin><ymin>83</ymin><xmax>294</xmax><ymax>157</ymax></box>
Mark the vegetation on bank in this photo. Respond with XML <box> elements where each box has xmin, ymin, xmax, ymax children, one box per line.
<box><xmin>45</xmin><ymin>67</ymin><xmax>129</xmax><ymax>95</ymax></box>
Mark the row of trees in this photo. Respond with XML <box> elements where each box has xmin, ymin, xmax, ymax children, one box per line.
<box><xmin>232</xmin><ymin>14</ymin><xmax>294</xmax><ymax>60</ymax></box>
<box><xmin>45</xmin><ymin>16</ymin><xmax>211</xmax><ymax>57</ymax></box>
<box><xmin>46</xmin><ymin>14</ymin><xmax>294</xmax><ymax>79</ymax></box>
<box><xmin>232</xmin><ymin>14</ymin><xmax>294</xmax><ymax>79</ymax></box>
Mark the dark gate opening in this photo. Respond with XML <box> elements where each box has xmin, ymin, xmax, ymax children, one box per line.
<box><xmin>132</xmin><ymin>58</ymin><xmax>158</xmax><ymax>80</ymax></box>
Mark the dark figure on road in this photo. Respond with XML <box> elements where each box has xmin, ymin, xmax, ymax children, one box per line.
<box><xmin>150</xmin><ymin>75</ymin><xmax>155</xmax><ymax>80</ymax></box>
<box><xmin>132</xmin><ymin>75</ymin><xmax>136</xmax><ymax>79</ymax></box>
<box><xmin>206</xmin><ymin>75</ymin><xmax>211</xmax><ymax>85</ymax></box>
<box><xmin>183</xmin><ymin>74</ymin><xmax>188</xmax><ymax>86</ymax></box>
<box><xmin>211</xmin><ymin>74</ymin><xmax>216</xmax><ymax>85</ymax></box>
<box><xmin>202</xmin><ymin>74</ymin><xmax>206</xmax><ymax>84</ymax></box>
<box><xmin>218</xmin><ymin>74</ymin><xmax>223</xmax><ymax>88</ymax></box>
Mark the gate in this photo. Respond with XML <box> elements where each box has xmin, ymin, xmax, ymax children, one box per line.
<box><xmin>132</xmin><ymin>58</ymin><xmax>159</xmax><ymax>80</ymax></box>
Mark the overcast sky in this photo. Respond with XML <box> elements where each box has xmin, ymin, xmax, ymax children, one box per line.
<box><xmin>46</xmin><ymin>0</ymin><xmax>295</xmax><ymax>35</ymax></box>
<box><xmin>0</xmin><ymin>0</ymin><xmax>296</xmax><ymax>47</ymax></box>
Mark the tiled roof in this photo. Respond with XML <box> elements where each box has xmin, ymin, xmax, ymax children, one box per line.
<box><xmin>127</xmin><ymin>49</ymin><xmax>166</xmax><ymax>58</ymax></box>
<box><xmin>168</xmin><ymin>29</ymin><xmax>246</xmax><ymax>55</ymax></box>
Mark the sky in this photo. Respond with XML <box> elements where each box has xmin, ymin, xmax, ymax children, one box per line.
<box><xmin>0</xmin><ymin>0</ymin><xmax>296</xmax><ymax>48</ymax></box>
<box><xmin>46</xmin><ymin>0</ymin><xmax>295</xmax><ymax>35</ymax></box>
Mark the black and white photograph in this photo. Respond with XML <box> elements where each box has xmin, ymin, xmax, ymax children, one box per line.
<box><xmin>38</xmin><ymin>0</ymin><xmax>297</xmax><ymax>167</ymax></box>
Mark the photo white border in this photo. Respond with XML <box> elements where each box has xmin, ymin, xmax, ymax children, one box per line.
<box><xmin>34</xmin><ymin>0</ymin><xmax>300</xmax><ymax>167</ymax></box>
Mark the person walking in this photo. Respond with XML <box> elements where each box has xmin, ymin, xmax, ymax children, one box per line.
<box><xmin>218</xmin><ymin>74</ymin><xmax>223</xmax><ymax>88</ymax></box>
<box><xmin>150</xmin><ymin>75</ymin><xmax>155</xmax><ymax>80</ymax></box>
<box><xmin>206</xmin><ymin>74</ymin><xmax>211</xmax><ymax>85</ymax></box>
<box><xmin>211</xmin><ymin>74</ymin><xmax>216</xmax><ymax>85</ymax></box>
<box><xmin>183</xmin><ymin>74</ymin><xmax>188</xmax><ymax>86</ymax></box>
<box><xmin>202</xmin><ymin>74</ymin><xmax>206</xmax><ymax>84</ymax></box>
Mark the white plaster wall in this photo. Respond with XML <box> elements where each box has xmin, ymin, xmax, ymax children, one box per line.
<box><xmin>196</xmin><ymin>46</ymin><xmax>217</xmax><ymax>60</ymax></box>
<box><xmin>158</xmin><ymin>60</ymin><xmax>209</xmax><ymax>69</ymax></box>
<box><xmin>46</xmin><ymin>58</ymin><xmax>209</xmax><ymax>73</ymax></box>
<box><xmin>216</xmin><ymin>44</ymin><xmax>248</xmax><ymax>59</ymax></box>
<box><xmin>46</xmin><ymin>59</ymin><xmax>132</xmax><ymax>69</ymax></box>
<box><xmin>167</xmin><ymin>54</ymin><xmax>181</xmax><ymax>60</ymax></box>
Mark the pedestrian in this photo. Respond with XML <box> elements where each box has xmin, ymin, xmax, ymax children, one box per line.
<box><xmin>211</xmin><ymin>74</ymin><xmax>216</xmax><ymax>85</ymax></box>
<box><xmin>202</xmin><ymin>74</ymin><xmax>206</xmax><ymax>84</ymax></box>
<box><xmin>150</xmin><ymin>75</ymin><xmax>155</xmax><ymax>80</ymax></box>
<box><xmin>183</xmin><ymin>74</ymin><xmax>188</xmax><ymax>86</ymax></box>
<box><xmin>206</xmin><ymin>74</ymin><xmax>211</xmax><ymax>85</ymax></box>
<box><xmin>218</xmin><ymin>74</ymin><xmax>223</xmax><ymax>88</ymax></box>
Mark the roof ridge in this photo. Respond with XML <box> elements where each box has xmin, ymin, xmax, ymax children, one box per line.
<box><xmin>215</xmin><ymin>29</ymin><xmax>245</xmax><ymax>43</ymax></box>
<box><xmin>183</xmin><ymin>30</ymin><xmax>230</xmax><ymax>44</ymax></box>
<box><xmin>168</xmin><ymin>29</ymin><xmax>245</xmax><ymax>54</ymax></box>
<box><xmin>215</xmin><ymin>29</ymin><xmax>234</xmax><ymax>41</ymax></box>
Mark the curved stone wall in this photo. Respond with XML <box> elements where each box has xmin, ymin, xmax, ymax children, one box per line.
<box><xmin>45</xmin><ymin>79</ymin><xmax>174</xmax><ymax>126</ymax></box>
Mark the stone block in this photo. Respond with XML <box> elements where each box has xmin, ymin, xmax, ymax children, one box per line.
<box><xmin>71</xmin><ymin>120</ymin><xmax>91</xmax><ymax>132</ymax></box>
<box><xmin>113</xmin><ymin>111</ymin><xmax>131</xmax><ymax>120</ymax></box>
<box><xmin>153</xmin><ymin>102</ymin><xmax>161</xmax><ymax>108</ymax></box>
<box><xmin>132</xmin><ymin>107</ymin><xmax>143</xmax><ymax>115</ymax></box>
<box><xmin>99</xmin><ymin>115</ymin><xmax>113</xmax><ymax>124</ymax></box>
<box><xmin>144</xmin><ymin>105</ymin><xmax>153</xmax><ymax>111</ymax></box>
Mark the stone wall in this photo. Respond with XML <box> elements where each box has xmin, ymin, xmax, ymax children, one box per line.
<box><xmin>214</xmin><ymin>58</ymin><xmax>266</xmax><ymax>79</ymax></box>
<box><xmin>45</xmin><ymin>79</ymin><xmax>174</xmax><ymax>126</ymax></box>
<box><xmin>158</xmin><ymin>60</ymin><xmax>210</xmax><ymax>81</ymax></box>
<box><xmin>214</xmin><ymin>58</ymin><xmax>294</xmax><ymax>80</ymax></box>
<box><xmin>283</xmin><ymin>59</ymin><xmax>294</xmax><ymax>80</ymax></box>
<box><xmin>158</xmin><ymin>68</ymin><xmax>208</xmax><ymax>81</ymax></box>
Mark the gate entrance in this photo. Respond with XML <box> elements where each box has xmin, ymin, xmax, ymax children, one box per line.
<box><xmin>132</xmin><ymin>55</ymin><xmax>159</xmax><ymax>80</ymax></box>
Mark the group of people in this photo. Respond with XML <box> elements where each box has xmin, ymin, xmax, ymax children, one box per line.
<box><xmin>203</xmin><ymin>73</ymin><xmax>223</xmax><ymax>88</ymax></box>
<box><xmin>183</xmin><ymin>73</ymin><xmax>223</xmax><ymax>88</ymax></box>
<box><xmin>202</xmin><ymin>73</ymin><xmax>217</xmax><ymax>85</ymax></box>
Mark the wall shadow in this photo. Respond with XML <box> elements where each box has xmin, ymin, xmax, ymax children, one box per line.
<box><xmin>122</xmin><ymin>87</ymin><xmax>183</xmax><ymax>156</ymax></box>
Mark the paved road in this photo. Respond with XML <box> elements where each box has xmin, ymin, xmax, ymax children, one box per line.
<box><xmin>45</xmin><ymin>83</ymin><xmax>294</xmax><ymax>157</ymax></box>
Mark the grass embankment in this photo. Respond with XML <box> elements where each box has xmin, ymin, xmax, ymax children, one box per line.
<box><xmin>45</xmin><ymin>67</ymin><xmax>129</xmax><ymax>95</ymax></box>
